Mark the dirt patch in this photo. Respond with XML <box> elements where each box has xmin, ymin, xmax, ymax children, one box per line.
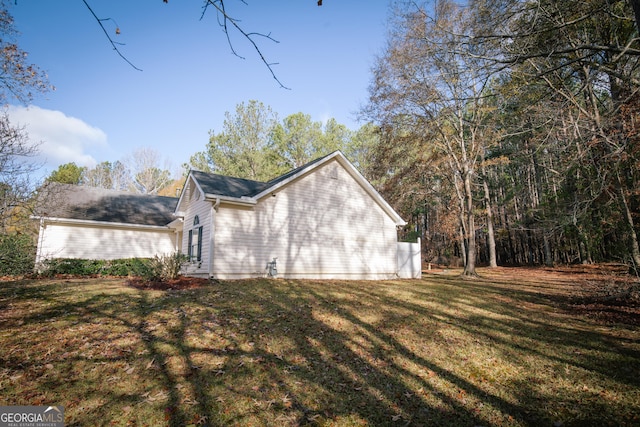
<box><xmin>443</xmin><ymin>265</ymin><xmax>640</xmax><ymax>325</ymax></box>
<box><xmin>562</xmin><ymin>277</ymin><xmax>640</xmax><ymax>325</ymax></box>
<box><xmin>126</xmin><ymin>276</ymin><xmax>210</xmax><ymax>291</ymax></box>
<box><xmin>533</xmin><ymin>264</ymin><xmax>640</xmax><ymax>325</ymax></box>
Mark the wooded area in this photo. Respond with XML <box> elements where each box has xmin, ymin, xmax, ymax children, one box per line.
<box><xmin>362</xmin><ymin>0</ymin><xmax>640</xmax><ymax>274</ymax></box>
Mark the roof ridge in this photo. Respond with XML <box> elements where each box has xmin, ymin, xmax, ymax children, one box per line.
<box><xmin>190</xmin><ymin>169</ymin><xmax>267</xmax><ymax>184</ymax></box>
<box><xmin>266</xmin><ymin>150</ymin><xmax>339</xmax><ymax>185</ymax></box>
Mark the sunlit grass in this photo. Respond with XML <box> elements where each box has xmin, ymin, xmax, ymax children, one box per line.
<box><xmin>0</xmin><ymin>268</ymin><xmax>639</xmax><ymax>426</ymax></box>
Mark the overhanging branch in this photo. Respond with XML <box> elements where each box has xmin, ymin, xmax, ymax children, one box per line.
<box><xmin>82</xmin><ymin>0</ymin><xmax>292</xmax><ymax>88</ymax></box>
<box><xmin>201</xmin><ymin>0</ymin><xmax>290</xmax><ymax>89</ymax></box>
<box><xmin>81</xmin><ymin>0</ymin><xmax>142</xmax><ymax>71</ymax></box>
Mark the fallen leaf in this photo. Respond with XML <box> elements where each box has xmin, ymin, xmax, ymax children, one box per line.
<box><xmin>193</xmin><ymin>414</ymin><xmax>207</xmax><ymax>425</ymax></box>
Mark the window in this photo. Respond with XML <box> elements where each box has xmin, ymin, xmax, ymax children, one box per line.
<box><xmin>187</xmin><ymin>215</ymin><xmax>203</xmax><ymax>262</ymax></box>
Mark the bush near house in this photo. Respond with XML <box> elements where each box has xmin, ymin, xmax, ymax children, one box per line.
<box><xmin>38</xmin><ymin>253</ymin><xmax>187</xmax><ymax>281</ymax></box>
<box><xmin>0</xmin><ymin>233</ymin><xmax>36</xmax><ymax>276</ymax></box>
<box><xmin>144</xmin><ymin>252</ymin><xmax>188</xmax><ymax>281</ymax></box>
<box><xmin>39</xmin><ymin>258</ymin><xmax>150</xmax><ymax>277</ymax></box>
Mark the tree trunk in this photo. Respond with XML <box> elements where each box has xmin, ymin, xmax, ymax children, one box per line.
<box><xmin>543</xmin><ymin>232</ymin><xmax>553</xmax><ymax>267</ymax></box>
<box><xmin>575</xmin><ymin>226</ymin><xmax>590</xmax><ymax>265</ymax></box>
<box><xmin>463</xmin><ymin>170</ymin><xmax>477</xmax><ymax>276</ymax></box>
<box><xmin>483</xmin><ymin>178</ymin><xmax>497</xmax><ymax>268</ymax></box>
<box><xmin>616</xmin><ymin>171</ymin><xmax>640</xmax><ymax>268</ymax></box>
<box><xmin>459</xmin><ymin>225</ymin><xmax>467</xmax><ymax>267</ymax></box>
<box><xmin>631</xmin><ymin>0</ymin><xmax>640</xmax><ymax>32</ymax></box>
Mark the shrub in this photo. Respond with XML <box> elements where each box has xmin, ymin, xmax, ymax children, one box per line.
<box><xmin>101</xmin><ymin>258</ymin><xmax>153</xmax><ymax>276</ymax></box>
<box><xmin>401</xmin><ymin>230</ymin><xmax>421</xmax><ymax>243</ymax></box>
<box><xmin>39</xmin><ymin>257</ymin><xmax>154</xmax><ymax>277</ymax></box>
<box><xmin>39</xmin><ymin>258</ymin><xmax>105</xmax><ymax>276</ymax></box>
<box><xmin>0</xmin><ymin>233</ymin><xmax>36</xmax><ymax>276</ymax></box>
<box><xmin>141</xmin><ymin>253</ymin><xmax>188</xmax><ymax>282</ymax></box>
<box><xmin>38</xmin><ymin>254</ymin><xmax>187</xmax><ymax>281</ymax></box>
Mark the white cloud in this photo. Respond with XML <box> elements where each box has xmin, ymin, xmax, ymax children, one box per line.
<box><xmin>7</xmin><ymin>105</ymin><xmax>108</xmax><ymax>170</ymax></box>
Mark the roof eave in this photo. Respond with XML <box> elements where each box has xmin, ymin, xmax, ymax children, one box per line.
<box><xmin>31</xmin><ymin>216</ymin><xmax>175</xmax><ymax>230</ymax></box>
<box><xmin>174</xmin><ymin>172</ymin><xmax>204</xmax><ymax>215</ymax></box>
<box><xmin>204</xmin><ymin>194</ymin><xmax>257</xmax><ymax>206</ymax></box>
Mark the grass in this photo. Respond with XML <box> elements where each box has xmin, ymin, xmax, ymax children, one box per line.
<box><xmin>0</xmin><ymin>267</ymin><xmax>639</xmax><ymax>426</ymax></box>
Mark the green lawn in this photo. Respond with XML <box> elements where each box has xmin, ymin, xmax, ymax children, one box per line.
<box><xmin>0</xmin><ymin>267</ymin><xmax>638</xmax><ymax>426</ymax></box>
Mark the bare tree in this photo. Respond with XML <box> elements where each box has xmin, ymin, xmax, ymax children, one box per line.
<box><xmin>0</xmin><ymin>0</ymin><xmax>50</xmax><ymax>231</ymax></box>
<box><xmin>82</xmin><ymin>160</ymin><xmax>130</xmax><ymax>191</ymax></box>
<box><xmin>0</xmin><ymin>2</ymin><xmax>49</xmax><ymax>104</ymax></box>
<box><xmin>127</xmin><ymin>147</ymin><xmax>172</xmax><ymax>195</ymax></box>
<box><xmin>365</xmin><ymin>0</ymin><xmax>501</xmax><ymax>276</ymax></box>
<box><xmin>0</xmin><ymin>112</ymin><xmax>38</xmax><ymax>232</ymax></box>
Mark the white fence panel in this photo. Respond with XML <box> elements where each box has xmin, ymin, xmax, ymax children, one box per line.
<box><xmin>397</xmin><ymin>238</ymin><xmax>422</xmax><ymax>279</ymax></box>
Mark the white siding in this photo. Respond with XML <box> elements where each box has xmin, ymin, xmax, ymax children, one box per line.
<box><xmin>178</xmin><ymin>183</ymin><xmax>212</xmax><ymax>276</ymax></box>
<box><xmin>37</xmin><ymin>222</ymin><xmax>176</xmax><ymax>261</ymax></box>
<box><xmin>212</xmin><ymin>160</ymin><xmax>399</xmax><ymax>279</ymax></box>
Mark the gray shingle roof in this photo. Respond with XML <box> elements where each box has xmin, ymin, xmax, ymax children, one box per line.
<box><xmin>36</xmin><ymin>183</ymin><xmax>178</xmax><ymax>226</ymax></box>
<box><xmin>190</xmin><ymin>170</ymin><xmax>269</xmax><ymax>198</ymax></box>
<box><xmin>191</xmin><ymin>151</ymin><xmax>336</xmax><ymax>198</ymax></box>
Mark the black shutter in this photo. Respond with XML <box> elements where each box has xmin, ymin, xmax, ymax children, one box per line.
<box><xmin>188</xmin><ymin>230</ymin><xmax>193</xmax><ymax>260</ymax></box>
<box><xmin>197</xmin><ymin>226</ymin><xmax>203</xmax><ymax>261</ymax></box>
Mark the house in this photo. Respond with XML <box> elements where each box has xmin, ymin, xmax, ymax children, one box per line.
<box><xmin>34</xmin><ymin>151</ymin><xmax>421</xmax><ymax>279</ymax></box>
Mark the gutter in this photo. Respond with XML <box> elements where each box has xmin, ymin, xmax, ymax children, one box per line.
<box><xmin>204</xmin><ymin>194</ymin><xmax>256</xmax><ymax>207</ymax></box>
<box><xmin>30</xmin><ymin>216</ymin><xmax>175</xmax><ymax>231</ymax></box>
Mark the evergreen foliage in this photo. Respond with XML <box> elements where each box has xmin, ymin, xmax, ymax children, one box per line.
<box><xmin>0</xmin><ymin>233</ymin><xmax>35</xmax><ymax>275</ymax></box>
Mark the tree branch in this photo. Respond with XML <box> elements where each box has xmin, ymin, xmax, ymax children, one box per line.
<box><xmin>201</xmin><ymin>0</ymin><xmax>290</xmax><ymax>89</ymax></box>
<box><xmin>81</xmin><ymin>0</ymin><xmax>142</xmax><ymax>71</ymax></box>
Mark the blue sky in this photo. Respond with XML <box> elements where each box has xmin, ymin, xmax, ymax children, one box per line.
<box><xmin>9</xmin><ymin>1</ymin><xmax>391</xmax><ymax>179</ymax></box>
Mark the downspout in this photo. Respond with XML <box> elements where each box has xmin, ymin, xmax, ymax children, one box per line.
<box><xmin>209</xmin><ymin>198</ymin><xmax>220</xmax><ymax>278</ymax></box>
